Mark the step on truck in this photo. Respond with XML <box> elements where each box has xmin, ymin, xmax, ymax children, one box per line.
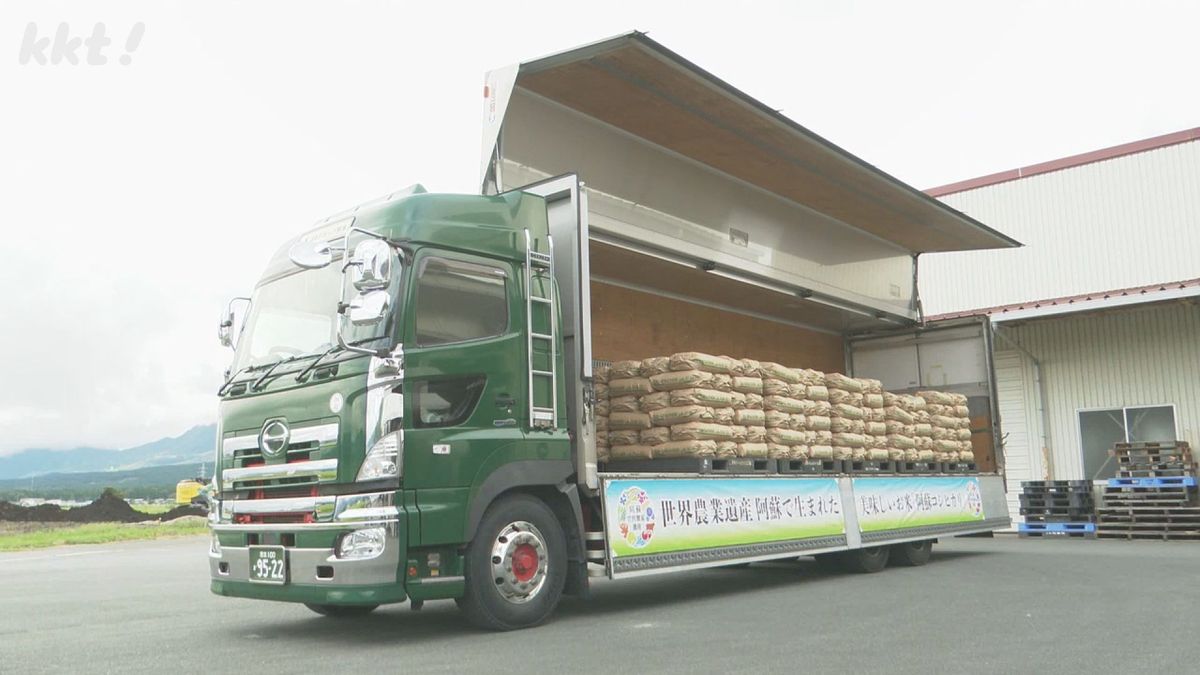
<box><xmin>208</xmin><ymin>33</ymin><xmax>1018</xmax><ymax>629</ymax></box>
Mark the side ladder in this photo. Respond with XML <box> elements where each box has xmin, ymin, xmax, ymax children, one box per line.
<box><xmin>524</xmin><ymin>229</ymin><xmax>557</xmax><ymax>430</ymax></box>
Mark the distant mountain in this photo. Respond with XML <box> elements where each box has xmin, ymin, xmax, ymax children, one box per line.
<box><xmin>0</xmin><ymin>462</ymin><xmax>216</xmax><ymax>501</ymax></box>
<box><xmin>0</xmin><ymin>425</ymin><xmax>216</xmax><ymax>480</ymax></box>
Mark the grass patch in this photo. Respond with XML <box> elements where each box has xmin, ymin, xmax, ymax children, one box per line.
<box><xmin>0</xmin><ymin>518</ymin><xmax>208</xmax><ymax>552</ymax></box>
<box><xmin>131</xmin><ymin>503</ymin><xmax>178</xmax><ymax>515</ymax></box>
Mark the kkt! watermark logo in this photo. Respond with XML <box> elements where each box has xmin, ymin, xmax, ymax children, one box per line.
<box><xmin>18</xmin><ymin>22</ymin><xmax>145</xmax><ymax>65</ymax></box>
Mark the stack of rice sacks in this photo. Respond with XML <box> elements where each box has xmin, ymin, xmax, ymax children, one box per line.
<box><xmin>594</xmin><ymin>364</ymin><xmax>612</xmax><ymax>462</ymax></box>
<box><xmin>593</xmin><ymin>352</ymin><xmax>975</xmax><ymax>466</ymax></box>
<box><xmin>602</xmin><ymin>353</ymin><xmax>769</xmax><ymax>461</ymax></box>
<box><xmin>918</xmin><ymin>390</ymin><xmax>975</xmax><ymax>463</ymax></box>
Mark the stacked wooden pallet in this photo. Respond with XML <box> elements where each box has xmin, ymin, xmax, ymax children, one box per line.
<box><xmin>1096</xmin><ymin>442</ymin><xmax>1200</xmax><ymax>541</ymax></box>
<box><xmin>1018</xmin><ymin>480</ymin><xmax>1096</xmax><ymax>538</ymax></box>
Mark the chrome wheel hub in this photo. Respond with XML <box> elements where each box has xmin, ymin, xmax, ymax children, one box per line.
<box><xmin>490</xmin><ymin>520</ymin><xmax>548</xmax><ymax>604</ymax></box>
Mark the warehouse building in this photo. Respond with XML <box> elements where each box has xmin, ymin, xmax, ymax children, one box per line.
<box><xmin>919</xmin><ymin>128</ymin><xmax>1200</xmax><ymax>524</ymax></box>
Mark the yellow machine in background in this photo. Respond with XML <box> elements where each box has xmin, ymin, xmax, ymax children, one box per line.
<box><xmin>175</xmin><ymin>479</ymin><xmax>204</xmax><ymax>505</ymax></box>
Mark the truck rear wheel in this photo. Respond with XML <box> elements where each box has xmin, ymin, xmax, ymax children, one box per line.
<box><xmin>458</xmin><ymin>494</ymin><xmax>567</xmax><ymax>631</ymax></box>
<box><xmin>889</xmin><ymin>539</ymin><xmax>933</xmax><ymax>567</ymax></box>
<box><xmin>835</xmin><ymin>542</ymin><xmax>892</xmax><ymax>569</ymax></box>
<box><xmin>305</xmin><ymin>603</ymin><xmax>378</xmax><ymax>617</ymax></box>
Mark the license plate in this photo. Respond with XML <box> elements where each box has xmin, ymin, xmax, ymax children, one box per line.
<box><xmin>248</xmin><ymin>546</ymin><xmax>288</xmax><ymax>584</ymax></box>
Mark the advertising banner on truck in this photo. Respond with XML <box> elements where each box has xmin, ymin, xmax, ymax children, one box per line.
<box><xmin>852</xmin><ymin>477</ymin><xmax>985</xmax><ymax>533</ymax></box>
<box><xmin>603</xmin><ymin>478</ymin><xmax>845</xmax><ymax>558</ymax></box>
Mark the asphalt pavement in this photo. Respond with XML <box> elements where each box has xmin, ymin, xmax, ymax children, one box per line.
<box><xmin>2</xmin><ymin>534</ymin><xmax>1198</xmax><ymax>674</ymax></box>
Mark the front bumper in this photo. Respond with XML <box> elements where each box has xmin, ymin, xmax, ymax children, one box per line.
<box><xmin>208</xmin><ymin>490</ymin><xmax>407</xmax><ymax>606</ymax></box>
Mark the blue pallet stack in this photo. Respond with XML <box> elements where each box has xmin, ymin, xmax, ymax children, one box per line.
<box><xmin>1097</xmin><ymin>442</ymin><xmax>1200</xmax><ymax>541</ymax></box>
<box><xmin>1018</xmin><ymin>480</ymin><xmax>1096</xmax><ymax>538</ymax></box>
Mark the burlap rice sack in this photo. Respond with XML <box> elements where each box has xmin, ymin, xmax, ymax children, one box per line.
<box><xmin>650</xmin><ymin>370</ymin><xmax>712</xmax><ymax>391</ymax></box>
<box><xmin>669</xmin><ymin>352</ymin><xmax>733</xmax><ymax>373</ymax></box>
<box><xmin>640</xmin><ymin>427</ymin><xmax>670</xmax><ymax>445</ymax></box>
<box><xmin>671</xmin><ymin>422</ymin><xmax>736</xmax><ymax>441</ymax></box>
<box><xmin>887</xmin><ymin>434</ymin><xmax>915</xmax><ymax>449</ymax></box>
<box><xmin>610</xmin><ymin>444</ymin><xmax>653</xmax><ymax>459</ymax></box>
<box><xmin>608</xmin><ymin>430</ymin><xmax>641</xmax><ymax>445</ymax></box>
<box><xmin>806</xmin><ymin>385</ymin><xmax>830</xmax><ymax>401</ymax></box>
<box><xmin>809</xmin><ymin>445</ymin><xmax>834</xmax><ymax>460</ymax></box>
<box><xmin>762</xmin><ymin>379</ymin><xmax>791</xmax><ymax>396</ymax></box>
<box><xmin>832</xmin><ymin>432</ymin><xmax>867</xmax><ymax>448</ymax></box>
<box><xmin>764</xmin><ymin>395</ymin><xmax>806</xmax><ymax>414</ymax></box>
<box><xmin>732</xmin><ymin>376</ymin><xmax>764</xmax><ymax>394</ymax></box>
<box><xmin>639</xmin><ymin>356</ymin><xmax>671</xmax><ymax>376</ymax></box>
<box><xmin>654</xmin><ymin>440</ymin><xmax>717</xmax><ymax>458</ymax></box>
<box><xmin>737</xmin><ymin>442</ymin><xmax>770</xmax><ymax>458</ymax></box>
<box><xmin>759</xmin><ymin>362</ymin><xmax>801</xmax><ymax>383</ymax></box>
<box><xmin>712</xmin><ymin>407</ymin><xmax>735</xmax><ymax>425</ymax></box>
<box><xmin>639</xmin><ymin>391</ymin><xmax>671</xmax><ymax>412</ymax></box>
<box><xmin>610</xmin><ymin>377</ymin><xmax>653</xmax><ymax>396</ymax></box>
<box><xmin>610</xmin><ymin>360</ymin><xmax>643</xmax><ymax>379</ymax></box>
<box><xmin>714</xmin><ymin>441</ymin><xmax>739</xmax><ymax>458</ymax></box>
<box><xmin>764</xmin><ymin>410</ymin><xmax>791</xmax><ymax>428</ymax></box>
<box><xmin>710</xmin><ymin>373</ymin><xmax>733</xmax><ymax>392</ymax></box>
<box><xmin>649</xmin><ymin>405</ymin><xmax>713</xmax><ymax>426</ymax></box>
<box><xmin>807</xmin><ymin>415</ymin><xmax>832</xmax><ymax>431</ymax></box>
<box><xmin>745</xmin><ymin>425</ymin><xmax>766</xmax><ymax>442</ymax></box>
<box><xmin>609</xmin><ymin>395</ymin><xmax>640</xmax><ymax>413</ymax></box>
<box><xmin>734</xmin><ymin>408</ymin><xmax>766</xmax><ymax>426</ymax></box>
<box><xmin>609</xmin><ymin>412</ymin><xmax>651</xmax><ymax>430</ymax></box>
<box><xmin>669</xmin><ymin>388</ymin><xmax>734</xmax><ymax>408</ymax></box>
<box><xmin>824</xmin><ymin>373</ymin><xmax>863</xmax><ymax>392</ymax></box>
<box><xmin>594</xmin><ymin>364</ymin><xmax>610</xmax><ymax>385</ymax></box>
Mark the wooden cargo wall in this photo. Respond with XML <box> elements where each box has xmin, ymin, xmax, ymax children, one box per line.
<box><xmin>591</xmin><ymin>281</ymin><xmax>846</xmax><ymax>373</ymax></box>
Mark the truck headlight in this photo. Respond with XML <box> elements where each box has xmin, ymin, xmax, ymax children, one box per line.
<box><xmin>336</xmin><ymin>527</ymin><xmax>386</xmax><ymax>560</ymax></box>
<box><xmin>357</xmin><ymin>431</ymin><xmax>401</xmax><ymax>481</ymax></box>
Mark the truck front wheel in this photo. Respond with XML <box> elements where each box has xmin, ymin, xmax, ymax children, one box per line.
<box><xmin>457</xmin><ymin>494</ymin><xmax>567</xmax><ymax>631</ymax></box>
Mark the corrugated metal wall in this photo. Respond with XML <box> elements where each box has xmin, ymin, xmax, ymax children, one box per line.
<box><xmin>994</xmin><ymin>302</ymin><xmax>1200</xmax><ymax>481</ymax></box>
<box><xmin>921</xmin><ymin>139</ymin><xmax>1200</xmax><ymax>316</ymax></box>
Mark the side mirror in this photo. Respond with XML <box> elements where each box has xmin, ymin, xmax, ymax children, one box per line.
<box><xmin>348</xmin><ymin>239</ymin><xmax>393</xmax><ymax>290</ymax></box>
<box><xmin>347</xmin><ymin>290</ymin><xmax>390</xmax><ymax>326</ymax></box>
<box><xmin>218</xmin><ymin>297</ymin><xmax>251</xmax><ymax>349</ymax></box>
<box><xmin>289</xmin><ymin>240</ymin><xmax>337</xmax><ymax>269</ymax></box>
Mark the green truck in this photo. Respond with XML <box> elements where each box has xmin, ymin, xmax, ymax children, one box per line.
<box><xmin>208</xmin><ymin>34</ymin><xmax>1018</xmax><ymax>630</ymax></box>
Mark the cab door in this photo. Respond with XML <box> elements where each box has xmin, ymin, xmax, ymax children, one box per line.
<box><xmin>400</xmin><ymin>250</ymin><xmax>525</xmax><ymax>503</ymax></box>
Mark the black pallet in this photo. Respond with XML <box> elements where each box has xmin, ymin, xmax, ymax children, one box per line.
<box><xmin>1022</xmin><ymin>480</ymin><xmax>1092</xmax><ymax>491</ymax></box>
<box><xmin>847</xmin><ymin>459</ymin><xmax>898</xmax><ymax>474</ymax></box>
<box><xmin>1020</xmin><ymin>493</ymin><xmax>1094</xmax><ymax>509</ymax></box>
<box><xmin>602</xmin><ymin>457</ymin><xmax>775</xmax><ymax>474</ymax></box>
<box><xmin>943</xmin><ymin>462</ymin><xmax>977</xmax><ymax>474</ymax></box>
<box><xmin>777</xmin><ymin>458</ymin><xmax>846</xmax><ymax>474</ymax></box>
<box><xmin>897</xmin><ymin>461</ymin><xmax>940</xmax><ymax>474</ymax></box>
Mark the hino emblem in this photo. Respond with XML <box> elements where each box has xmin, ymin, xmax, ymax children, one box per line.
<box><xmin>259</xmin><ymin>419</ymin><xmax>290</xmax><ymax>457</ymax></box>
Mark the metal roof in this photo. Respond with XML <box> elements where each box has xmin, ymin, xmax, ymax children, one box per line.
<box><xmin>928</xmin><ymin>277</ymin><xmax>1200</xmax><ymax>323</ymax></box>
<box><xmin>489</xmin><ymin>32</ymin><xmax>1020</xmax><ymax>254</ymax></box>
<box><xmin>927</xmin><ymin>126</ymin><xmax>1200</xmax><ymax>197</ymax></box>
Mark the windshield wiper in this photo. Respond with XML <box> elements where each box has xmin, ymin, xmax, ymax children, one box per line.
<box><xmin>293</xmin><ymin>337</ymin><xmax>388</xmax><ymax>383</ymax></box>
<box><xmin>217</xmin><ymin>360</ymin><xmax>279</xmax><ymax>396</ymax></box>
<box><xmin>294</xmin><ymin>344</ymin><xmax>341</xmax><ymax>383</ymax></box>
<box><xmin>250</xmin><ymin>354</ymin><xmax>306</xmax><ymax>392</ymax></box>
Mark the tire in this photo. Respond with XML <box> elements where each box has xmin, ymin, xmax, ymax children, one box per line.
<box><xmin>305</xmin><ymin>603</ymin><xmax>378</xmax><ymax>617</ymax></box>
<box><xmin>458</xmin><ymin>494</ymin><xmax>567</xmax><ymax>631</ymax></box>
<box><xmin>839</xmin><ymin>546</ymin><xmax>891</xmax><ymax>574</ymax></box>
<box><xmin>889</xmin><ymin>539</ymin><xmax>933</xmax><ymax>567</ymax></box>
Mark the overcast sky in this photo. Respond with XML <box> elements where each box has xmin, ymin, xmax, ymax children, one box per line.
<box><xmin>2</xmin><ymin>0</ymin><xmax>1197</xmax><ymax>454</ymax></box>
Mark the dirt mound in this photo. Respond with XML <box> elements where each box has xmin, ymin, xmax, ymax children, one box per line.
<box><xmin>66</xmin><ymin>491</ymin><xmax>145</xmax><ymax>523</ymax></box>
<box><xmin>157</xmin><ymin>505</ymin><xmax>207</xmax><ymax>521</ymax></box>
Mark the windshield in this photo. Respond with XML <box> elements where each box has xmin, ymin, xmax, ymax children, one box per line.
<box><xmin>230</xmin><ymin>260</ymin><xmax>395</xmax><ymax>373</ymax></box>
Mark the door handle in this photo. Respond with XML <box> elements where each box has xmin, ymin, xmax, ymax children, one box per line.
<box><xmin>495</xmin><ymin>394</ymin><xmax>516</xmax><ymax>408</ymax></box>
